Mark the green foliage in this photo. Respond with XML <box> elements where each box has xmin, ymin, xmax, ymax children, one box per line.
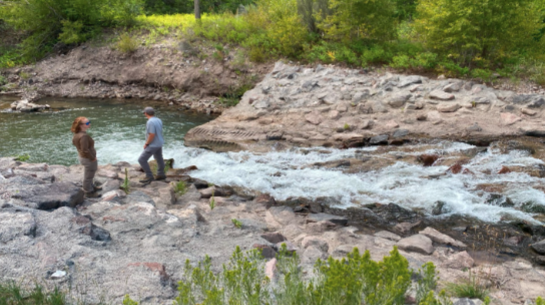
<box><xmin>122</xmin><ymin>294</ymin><xmax>139</xmax><ymax>305</ymax></box>
<box><xmin>174</xmin><ymin>245</ymin><xmax>447</xmax><ymax>305</ymax></box>
<box><xmin>209</xmin><ymin>196</ymin><xmax>216</xmax><ymax>210</ymax></box>
<box><xmin>537</xmin><ymin>297</ymin><xmax>545</xmax><ymax>305</ymax></box>
<box><xmin>231</xmin><ymin>219</ymin><xmax>243</xmax><ymax>229</ymax></box>
<box><xmin>121</xmin><ymin>168</ymin><xmax>130</xmax><ymax>194</ymax></box>
<box><xmin>0</xmin><ymin>281</ymin><xmax>65</xmax><ymax>305</ymax></box>
<box><xmin>414</xmin><ymin>0</ymin><xmax>545</xmax><ymax>67</ymax></box>
<box><xmin>14</xmin><ymin>153</ymin><xmax>30</xmax><ymax>162</ymax></box>
<box><xmin>343</xmin><ymin>123</ymin><xmax>350</xmax><ymax>130</ymax></box>
<box><xmin>116</xmin><ymin>33</ymin><xmax>139</xmax><ymax>53</ymax></box>
<box><xmin>0</xmin><ymin>0</ymin><xmax>143</xmax><ymax>62</ymax></box>
<box><xmin>445</xmin><ymin>269</ymin><xmax>489</xmax><ymax>300</ymax></box>
<box><xmin>0</xmin><ymin>75</ymin><xmax>7</xmax><ymax>87</ymax></box>
<box><xmin>415</xmin><ymin>262</ymin><xmax>438</xmax><ymax>304</ymax></box>
<box><xmin>143</xmin><ymin>0</ymin><xmax>256</xmax><ymax>15</ymax></box>
<box><xmin>174</xmin><ymin>180</ymin><xmax>187</xmax><ymax>196</ymax></box>
<box><xmin>418</xmin><ymin>290</ymin><xmax>453</xmax><ymax>305</ymax></box>
<box><xmin>318</xmin><ymin>0</ymin><xmax>398</xmax><ymax>43</ymax></box>
<box><xmin>174</xmin><ymin>246</ymin><xmax>269</xmax><ymax>305</ymax></box>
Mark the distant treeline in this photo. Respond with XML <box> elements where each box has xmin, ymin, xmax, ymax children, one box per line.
<box><xmin>1</xmin><ymin>0</ymin><xmax>545</xmax><ymax>82</ymax></box>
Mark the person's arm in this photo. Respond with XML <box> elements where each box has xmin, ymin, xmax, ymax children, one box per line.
<box><xmin>144</xmin><ymin>133</ymin><xmax>155</xmax><ymax>149</ymax></box>
<box><xmin>80</xmin><ymin>135</ymin><xmax>96</xmax><ymax>161</ymax></box>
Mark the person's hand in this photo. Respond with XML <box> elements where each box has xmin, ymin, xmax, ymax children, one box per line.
<box><xmin>93</xmin><ymin>158</ymin><xmax>97</xmax><ymax>162</ymax></box>
<box><xmin>144</xmin><ymin>144</ymin><xmax>149</xmax><ymax>149</ymax></box>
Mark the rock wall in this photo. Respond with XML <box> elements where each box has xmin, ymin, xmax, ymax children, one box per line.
<box><xmin>185</xmin><ymin>61</ymin><xmax>545</xmax><ymax>151</ymax></box>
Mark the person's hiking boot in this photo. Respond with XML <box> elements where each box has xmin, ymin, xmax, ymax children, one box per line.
<box><xmin>139</xmin><ymin>176</ymin><xmax>154</xmax><ymax>184</ymax></box>
<box><xmin>84</xmin><ymin>191</ymin><xmax>101</xmax><ymax>199</ymax></box>
<box><xmin>155</xmin><ymin>174</ymin><xmax>167</xmax><ymax>181</ymax></box>
<box><xmin>93</xmin><ymin>183</ymin><xmax>103</xmax><ymax>191</ymax></box>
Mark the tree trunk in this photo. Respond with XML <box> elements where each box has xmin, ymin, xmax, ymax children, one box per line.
<box><xmin>194</xmin><ymin>0</ymin><xmax>201</xmax><ymax>20</ymax></box>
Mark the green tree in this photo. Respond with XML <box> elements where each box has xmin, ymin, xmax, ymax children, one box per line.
<box><xmin>0</xmin><ymin>0</ymin><xmax>143</xmax><ymax>61</ymax></box>
<box><xmin>318</xmin><ymin>0</ymin><xmax>397</xmax><ymax>43</ymax></box>
<box><xmin>413</xmin><ymin>0</ymin><xmax>545</xmax><ymax>67</ymax></box>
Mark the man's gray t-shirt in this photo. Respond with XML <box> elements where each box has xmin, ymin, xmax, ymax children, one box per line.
<box><xmin>146</xmin><ymin>117</ymin><xmax>164</xmax><ymax>147</ymax></box>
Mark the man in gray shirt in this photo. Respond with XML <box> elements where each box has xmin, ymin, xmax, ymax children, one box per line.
<box><xmin>138</xmin><ymin>107</ymin><xmax>166</xmax><ymax>183</ymax></box>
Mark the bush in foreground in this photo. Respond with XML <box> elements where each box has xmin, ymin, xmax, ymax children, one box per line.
<box><xmin>169</xmin><ymin>245</ymin><xmax>446</xmax><ymax>305</ymax></box>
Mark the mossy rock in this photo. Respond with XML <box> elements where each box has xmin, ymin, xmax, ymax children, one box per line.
<box><xmin>520</xmin><ymin>201</ymin><xmax>545</xmax><ymax>214</ymax></box>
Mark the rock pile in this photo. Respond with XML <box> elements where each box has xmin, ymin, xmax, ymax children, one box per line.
<box><xmin>185</xmin><ymin>62</ymin><xmax>545</xmax><ymax>152</ymax></box>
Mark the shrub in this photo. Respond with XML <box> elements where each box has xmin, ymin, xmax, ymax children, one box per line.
<box><xmin>116</xmin><ymin>33</ymin><xmax>139</xmax><ymax>53</ymax></box>
<box><xmin>174</xmin><ymin>245</ymin><xmax>450</xmax><ymax>305</ymax></box>
<box><xmin>0</xmin><ymin>281</ymin><xmax>65</xmax><ymax>305</ymax></box>
<box><xmin>445</xmin><ymin>269</ymin><xmax>489</xmax><ymax>300</ymax></box>
<box><xmin>318</xmin><ymin>0</ymin><xmax>398</xmax><ymax>43</ymax></box>
<box><xmin>14</xmin><ymin>153</ymin><xmax>30</xmax><ymax>162</ymax></box>
<box><xmin>174</xmin><ymin>180</ymin><xmax>187</xmax><ymax>196</ymax></box>
<box><xmin>231</xmin><ymin>219</ymin><xmax>243</xmax><ymax>229</ymax></box>
<box><xmin>121</xmin><ymin>168</ymin><xmax>130</xmax><ymax>194</ymax></box>
<box><xmin>413</xmin><ymin>0</ymin><xmax>545</xmax><ymax>66</ymax></box>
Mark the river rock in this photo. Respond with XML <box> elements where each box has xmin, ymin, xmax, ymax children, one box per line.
<box><xmin>396</xmin><ymin>234</ymin><xmax>434</xmax><ymax>255</ymax></box>
<box><xmin>444</xmin><ymin>81</ymin><xmax>463</xmax><ymax>93</ymax></box>
<box><xmin>501</xmin><ymin>112</ymin><xmax>522</xmax><ymax>125</ymax></box>
<box><xmin>307</xmin><ymin>213</ymin><xmax>348</xmax><ymax>226</ymax></box>
<box><xmin>531</xmin><ymin>239</ymin><xmax>545</xmax><ymax>254</ymax></box>
<box><xmin>443</xmin><ymin>251</ymin><xmax>475</xmax><ymax>269</ymax></box>
<box><xmin>0</xmin><ymin>211</ymin><xmax>36</xmax><ymax>243</ymax></box>
<box><xmin>388</xmin><ymin>94</ymin><xmax>411</xmax><ymax>108</ymax></box>
<box><xmin>9</xmin><ymin>182</ymin><xmax>84</xmax><ymax>210</ymax></box>
<box><xmin>302</xmin><ymin>245</ymin><xmax>327</xmax><ymax>264</ymax></box>
<box><xmin>261</xmin><ymin>232</ymin><xmax>287</xmax><ymax>244</ymax></box>
<box><xmin>419</xmin><ymin>227</ymin><xmax>467</xmax><ymax>248</ymax></box>
<box><xmin>374</xmin><ymin>230</ymin><xmax>401</xmax><ymax>242</ymax></box>
<box><xmin>370</xmin><ymin>134</ymin><xmax>388</xmax><ymax>145</ymax></box>
<box><xmin>10</xmin><ymin>99</ymin><xmax>50</xmax><ymax>112</ymax></box>
<box><xmin>429</xmin><ymin>90</ymin><xmax>455</xmax><ymax>101</ymax></box>
<box><xmin>452</xmin><ymin>298</ymin><xmax>484</xmax><ymax>305</ymax></box>
<box><xmin>437</xmin><ymin>103</ymin><xmax>460</xmax><ymax>113</ymax></box>
<box><xmin>301</xmin><ymin>236</ymin><xmax>329</xmax><ymax>252</ymax></box>
<box><xmin>398</xmin><ymin>76</ymin><xmax>422</xmax><ymax>88</ymax></box>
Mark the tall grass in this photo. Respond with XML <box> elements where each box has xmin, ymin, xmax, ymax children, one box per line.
<box><xmin>0</xmin><ymin>282</ymin><xmax>65</xmax><ymax>305</ymax></box>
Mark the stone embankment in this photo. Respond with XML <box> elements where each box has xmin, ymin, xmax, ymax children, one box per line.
<box><xmin>0</xmin><ymin>43</ymin><xmax>271</xmax><ymax>114</ymax></box>
<box><xmin>1</xmin><ymin>157</ymin><xmax>545</xmax><ymax>304</ymax></box>
<box><xmin>184</xmin><ymin>62</ymin><xmax>545</xmax><ymax>152</ymax></box>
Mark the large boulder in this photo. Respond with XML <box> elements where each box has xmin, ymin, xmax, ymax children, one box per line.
<box><xmin>8</xmin><ymin>181</ymin><xmax>84</xmax><ymax>210</ymax></box>
<box><xmin>396</xmin><ymin>234</ymin><xmax>434</xmax><ymax>255</ymax></box>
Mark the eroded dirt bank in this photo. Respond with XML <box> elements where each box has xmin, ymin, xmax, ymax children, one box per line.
<box><xmin>1</xmin><ymin>43</ymin><xmax>272</xmax><ymax>114</ymax></box>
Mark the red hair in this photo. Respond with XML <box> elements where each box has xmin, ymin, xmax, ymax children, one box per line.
<box><xmin>71</xmin><ymin>117</ymin><xmax>87</xmax><ymax>133</ymax></box>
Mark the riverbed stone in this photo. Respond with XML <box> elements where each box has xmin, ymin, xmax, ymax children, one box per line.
<box><xmin>0</xmin><ymin>211</ymin><xmax>36</xmax><ymax>243</ymax></box>
<box><xmin>531</xmin><ymin>239</ymin><xmax>545</xmax><ymax>254</ymax></box>
<box><xmin>374</xmin><ymin>230</ymin><xmax>401</xmax><ymax>242</ymax></box>
<box><xmin>437</xmin><ymin>103</ymin><xmax>460</xmax><ymax>113</ymax></box>
<box><xmin>9</xmin><ymin>182</ymin><xmax>84</xmax><ymax>210</ymax></box>
<box><xmin>501</xmin><ymin>112</ymin><xmax>522</xmax><ymax>125</ymax></box>
<box><xmin>443</xmin><ymin>251</ymin><xmax>475</xmax><ymax>269</ymax></box>
<box><xmin>398</xmin><ymin>76</ymin><xmax>422</xmax><ymax>88</ymax></box>
<box><xmin>388</xmin><ymin>94</ymin><xmax>412</xmax><ymax>108</ymax></box>
<box><xmin>444</xmin><ymin>81</ymin><xmax>463</xmax><ymax>93</ymax></box>
<box><xmin>429</xmin><ymin>90</ymin><xmax>455</xmax><ymax>101</ymax></box>
<box><xmin>419</xmin><ymin>227</ymin><xmax>467</xmax><ymax>248</ymax></box>
<box><xmin>397</xmin><ymin>234</ymin><xmax>434</xmax><ymax>255</ymax></box>
<box><xmin>301</xmin><ymin>236</ymin><xmax>329</xmax><ymax>252</ymax></box>
<box><xmin>370</xmin><ymin>134</ymin><xmax>389</xmax><ymax>145</ymax></box>
<box><xmin>307</xmin><ymin>213</ymin><xmax>348</xmax><ymax>226</ymax></box>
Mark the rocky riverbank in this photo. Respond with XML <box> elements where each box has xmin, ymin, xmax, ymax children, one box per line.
<box><xmin>0</xmin><ymin>42</ymin><xmax>272</xmax><ymax>114</ymax></box>
<box><xmin>184</xmin><ymin>61</ymin><xmax>545</xmax><ymax>152</ymax></box>
<box><xmin>1</xmin><ymin>157</ymin><xmax>545</xmax><ymax>304</ymax></box>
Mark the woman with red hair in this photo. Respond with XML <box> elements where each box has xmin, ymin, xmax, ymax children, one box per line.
<box><xmin>71</xmin><ymin>117</ymin><xmax>101</xmax><ymax>198</ymax></box>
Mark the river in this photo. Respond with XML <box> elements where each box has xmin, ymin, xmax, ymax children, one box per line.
<box><xmin>2</xmin><ymin>97</ymin><xmax>545</xmax><ymax>225</ymax></box>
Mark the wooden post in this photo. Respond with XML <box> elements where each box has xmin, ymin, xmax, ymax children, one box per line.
<box><xmin>194</xmin><ymin>0</ymin><xmax>201</xmax><ymax>20</ymax></box>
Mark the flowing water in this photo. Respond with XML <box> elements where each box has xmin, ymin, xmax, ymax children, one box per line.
<box><xmin>2</xmin><ymin>97</ymin><xmax>545</xmax><ymax>225</ymax></box>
